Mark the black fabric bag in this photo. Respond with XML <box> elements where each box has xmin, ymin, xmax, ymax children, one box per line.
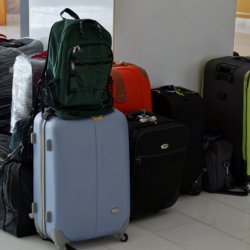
<box><xmin>202</xmin><ymin>135</ymin><xmax>248</xmax><ymax>196</ymax></box>
<box><xmin>0</xmin><ymin>147</ymin><xmax>35</xmax><ymax>237</ymax></box>
<box><xmin>127</xmin><ymin>111</ymin><xmax>189</xmax><ymax>218</ymax></box>
<box><xmin>0</xmin><ymin>116</ymin><xmax>36</xmax><ymax>237</ymax></box>
<box><xmin>9</xmin><ymin>117</ymin><xmax>34</xmax><ymax>163</ymax></box>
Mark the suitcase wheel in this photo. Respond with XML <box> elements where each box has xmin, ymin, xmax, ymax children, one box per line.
<box><xmin>189</xmin><ymin>174</ymin><xmax>203</xmax><ymax>196</ymax></box>
<box><xmin>119</xmin><ymin>233</ymin><xmax>128</xmax><ymax>242</ymax></box>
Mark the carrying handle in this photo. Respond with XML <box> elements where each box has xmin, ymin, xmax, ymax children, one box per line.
<box><xmin>113</xmin><ymin>61</ymin><xmax>149</xmax><ymax>79</ymax></box>
<box><xmin>215</xmin><ymin>63</ymin><xmax>237</xmax><ymax>83</ymax></box>
<box><xmin>60</xmin><ymin>8</ymin><xmax>80</xmax><ymax>20</ymax></box>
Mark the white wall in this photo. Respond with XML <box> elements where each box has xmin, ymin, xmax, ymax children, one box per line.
<box><xmin>114</xmin><ymin>0</ymin><xmax>236</xmax><ymax>92</ymax></box>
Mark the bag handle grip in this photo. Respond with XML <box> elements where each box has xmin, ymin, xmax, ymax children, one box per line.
<box><xmin>60</xmin><ymin>8</ymin><xmax>80</xmax><ymax>20</ymax></box>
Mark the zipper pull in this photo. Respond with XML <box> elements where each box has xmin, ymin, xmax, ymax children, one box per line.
<box><xmin>135</xmin><ymin>157</ymin><xmax>141</xmax><ymax>166</ymax></box>
<box><xmin>73</xmin><ymin>45</ymin><xmax>81</xmax><ymax>54</ymax></box>
<box><xmin>71</xmin><ymin>62</ymin><xmax>75</xmax><ymax>71</ymax></box>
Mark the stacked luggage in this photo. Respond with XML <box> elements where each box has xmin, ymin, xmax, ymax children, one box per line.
<box><xmin>30</xmin><ymin>8</ymin><xmax>130</xmax><ymax>249</ymax></box>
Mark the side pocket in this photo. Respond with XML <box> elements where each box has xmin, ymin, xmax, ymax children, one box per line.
<box><xmin>3</xmin><ymin>161</ymin><xmax>21</xmax><ymax>212</ymax></box>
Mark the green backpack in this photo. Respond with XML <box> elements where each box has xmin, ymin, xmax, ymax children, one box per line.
<box><xmin>39</xmin><ymin>8</ymin><xmax>114</xmax><ymax>119</ymax></box>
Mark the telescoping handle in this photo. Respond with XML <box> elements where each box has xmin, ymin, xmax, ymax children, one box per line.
<box><xmin>60</xmin><ymin>8</ymin><xmax>80</xmax><ymax>20</ymax></box>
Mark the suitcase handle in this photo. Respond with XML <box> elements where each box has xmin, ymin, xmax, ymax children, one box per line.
<box><xmin>215</xmin><ymin>64</ymin><xmax>237</xmax><ymax>83</ymax></box>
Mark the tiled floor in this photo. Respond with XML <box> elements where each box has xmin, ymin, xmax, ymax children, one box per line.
<box><xmin>0</xmin><ymin>192</ymin><xmax>250</xmax><ymax>250</ymax></box>
<box><xmin>1</xmin><ymin>14</ymin><xmax>250</xmax><ymax>250</ymax></box>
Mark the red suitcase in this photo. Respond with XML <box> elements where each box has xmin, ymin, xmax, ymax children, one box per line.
<box><xmin>111</xmin><ymin>62</ymin><xmax>152</xmax><ymax>115</ymax></box>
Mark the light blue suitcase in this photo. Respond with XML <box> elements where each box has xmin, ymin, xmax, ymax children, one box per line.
<box><xmin>31</xmin><ymin>110</ymin><xmax>130</xmax><ymax>249</ymax></box>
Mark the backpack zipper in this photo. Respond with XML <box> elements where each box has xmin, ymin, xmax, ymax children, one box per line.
<box><xmin>67</xmin><ymin>43</ymin><xmax>113</xmax><ymax>96</ymax></box>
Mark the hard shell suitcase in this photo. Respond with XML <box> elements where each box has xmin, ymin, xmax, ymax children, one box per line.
<box><xmin>202</xmin><ymin>56</ymin><xmax>250</xmax><ymax>190</ymax></box>
<box><xmin>111</xmin><ymin>62</ymin><xmax>152</xmax><ymax>115</ymax></box>
<box><xmin>128</xmin><ymin>111</ymin><xmax>189</xmax><ymax>218</ymax></box>
<box><xmin>32</xmin><ymin>110</ymin><xmax>130</xmax><ymax>249</ymax></box>
<box><xmin>152</xmin><ymin>86</ymin><xmax>205</xmax><ymax>194</ymax></box>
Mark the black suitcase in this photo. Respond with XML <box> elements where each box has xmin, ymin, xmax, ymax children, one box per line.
<box><xmin>202</xmin><ymin>56</ymin><xmax>250</xmax><ymax>190</ymax></box>
<box><xmin>127</xmin><ymin>111</ymin><xmax>189</xmax><ymax>218</ymax></box>
<box><xmin>152</xmin><ymin>86</ymin><xmax>205</xmax><ymax>194</ymax></box>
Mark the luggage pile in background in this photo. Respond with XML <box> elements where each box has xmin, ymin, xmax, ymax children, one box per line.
<box><xmin>0</xmin><ymin>38</ymin><xmax>43</xmax><ymax>132</ymax></box>
<box><xmin>1</xmin><ymin>6</ymin><xmax>249</xmax><ymax>250</ymax></box>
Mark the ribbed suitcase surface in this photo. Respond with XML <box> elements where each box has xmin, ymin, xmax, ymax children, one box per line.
<box><xmin>32</xmin><ymin>110</ymin><xmax>130</xmax><ymax>249</ymax></box>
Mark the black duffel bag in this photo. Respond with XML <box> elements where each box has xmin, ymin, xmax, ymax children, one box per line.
<box><xmin>0</xmin><ymin>116</ymin><xmax>36</xmax><ymax>237</ymax></box>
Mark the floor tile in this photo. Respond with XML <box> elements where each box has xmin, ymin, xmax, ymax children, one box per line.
<box><xmin>95</xmin><ymin>223</ymin><xmax>185</xmax><ymax>250</ymax></box>
<box><xmin>203</xmin><ymin>192</ymin><xmax>250</xmax><ymax>211</ymax></box>
<box><xmin>174</xmin><ymin>194</ymin><xmax>250</xmax><ymax>243</ymax></box>
<box><xmin>133</xmin><ymin>209</ymin><xmax>194</xmax><ymax>232</ymax></box>
<box><xmin>0</xmin><ymin>233</ymin><xmax>55</xmax><ymax>250</ymax></box>
<box><xmin>69</xmin><ymin>240</ymin><xmax>109</xmax><ymax>250</ymax></box>
<box><xmin>157</xmin><ymin>222</ymin><xmax>250</xmax><ymax>250</ymax></box>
